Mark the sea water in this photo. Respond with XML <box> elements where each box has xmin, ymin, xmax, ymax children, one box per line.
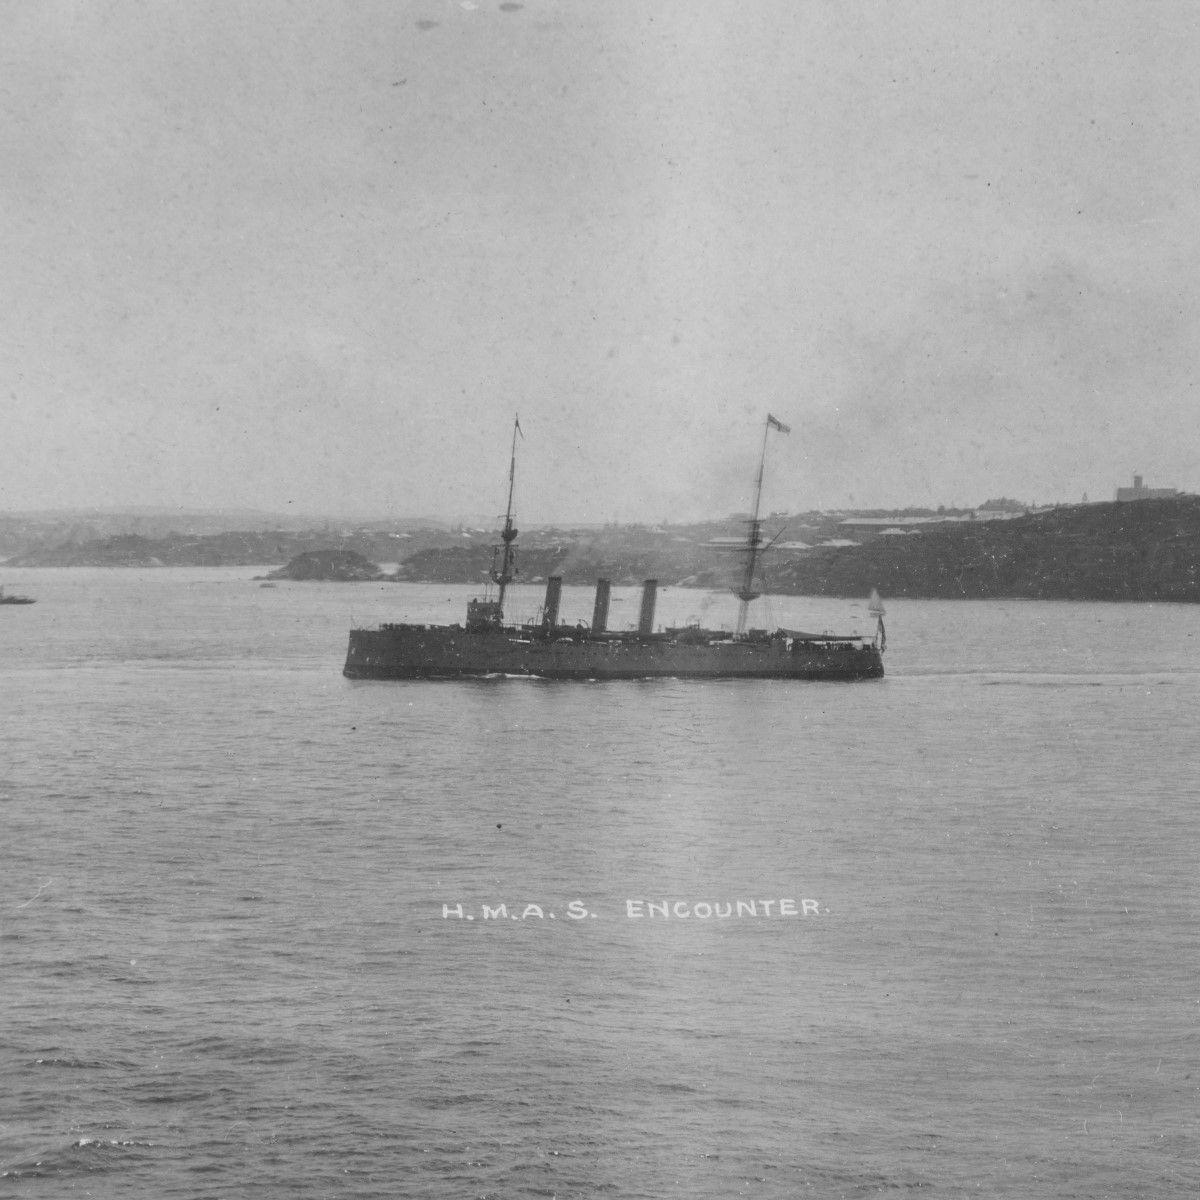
<box><xmin>2</xmin><ymin>570</ymin><xmax>1197</xmax><ymax>1198</ymax></box>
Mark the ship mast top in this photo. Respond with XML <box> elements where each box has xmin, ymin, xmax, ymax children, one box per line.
<box><xmin>735</xmin><ymin>413</ymin><xmax>790</xmax><ymax>635</ymax></box>
<box><xmin>492</xmin><ymin>415</ymin><xmax>522</xmax><ymax>615</ymax></box>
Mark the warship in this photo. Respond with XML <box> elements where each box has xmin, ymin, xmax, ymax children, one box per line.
<box><xmin>343</xmin><ymin>416</ymin><xmax>884</xmax><ymax>681</ymax></box>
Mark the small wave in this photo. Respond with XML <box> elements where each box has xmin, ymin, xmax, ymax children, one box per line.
<box><xmin>177</xmin><ymin>1034</ymin><xmax>302</xmax><ymax>1066</ymax></box>
<box><xmin>980</xmin><ymin>674</ymin><xmax>1179</xmax><ymax>688</ymax></box>
<box><xmin>416</xmin><ymin>1092</ymin><xmax>490</xmax><ymax>1110</ymax></box>
<box><xmin>653</xmin><ymin>1081</ymin><xmax>702</xmax><ymax>1096</ymax></box>
<box><xmin>1</xmin><ymin>1136</ymin><xmax>153</xmax><ymax>1181</ymax></box>
<box><xmin>74</xmin><ymin>1137</ymin><xmax>153</xmax><ymax>1149</ymax></box>
<box><xmin>128</xmin><ymin>1090</ymin><xmax>214</xmax><ymax>1106</ymax></box>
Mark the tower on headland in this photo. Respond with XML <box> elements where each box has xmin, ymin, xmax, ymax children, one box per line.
<box><xmin>1115</xmin><ymin>474</ymin><xmax>1178</xmax><ymax>501</ymax></box>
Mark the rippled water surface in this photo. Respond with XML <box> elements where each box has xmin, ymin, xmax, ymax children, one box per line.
<box><xmin>2</xmin><ymin>570</ymin><xmax>1197</xmax><ymax>1197</ymax></box>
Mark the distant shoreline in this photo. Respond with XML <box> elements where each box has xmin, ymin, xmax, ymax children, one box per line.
<box><xmin>6</xmin><ymin>496</ymin><xmax>1199</xmax><ymax>603</ymax></box>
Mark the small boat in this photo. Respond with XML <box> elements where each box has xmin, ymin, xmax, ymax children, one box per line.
<box><xmin>344</xmin><ymin>416</ymin><xmax>885</xmax><ymax>681</ymax></box>
<box><xmin>0</xmin><ymin>586</ymin><xmax>35</xmax><ymax>605</ymax></box>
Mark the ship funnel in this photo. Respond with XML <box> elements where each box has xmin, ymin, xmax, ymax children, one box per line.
<box><xmin>591</xmin><ymin>578</ymin><xmax>611</xmax><ymax>634</ymax></box>
<box><xmin>638</xmin><ymin>579</ymin><xmax>658</xmax><ymax>635</ymax></box>
<box><xmin>543</xmin><ymin>575</ymin><xmax>562</xmax><ymax>628</ymax></box>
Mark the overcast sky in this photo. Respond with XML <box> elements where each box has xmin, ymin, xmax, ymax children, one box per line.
<box><xmin>3</xmin><ymin>1</ymin><xmax>1198</xmax><ymax>522</ymax></box>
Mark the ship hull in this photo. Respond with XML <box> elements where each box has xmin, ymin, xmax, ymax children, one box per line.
<box><xmin>344</xmin><ymin>625</ymin><xmax>883</xmax><ymax>681</ymax></box>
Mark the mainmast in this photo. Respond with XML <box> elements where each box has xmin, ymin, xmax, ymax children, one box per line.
<box><xmin>491</xmin><ymin>415</ymin><xmax>522</xmax><ymax>616</ymax></box>
<box><xmin>735</xmin><ymin>413</ymin><xmax>790</xmax><ymax>634</ymax></box>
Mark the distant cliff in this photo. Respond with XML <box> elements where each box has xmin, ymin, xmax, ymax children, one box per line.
<box><xmin>759</xmin><ymin>497</ymin><xmax>1200</xmax><ymax>601</ymax></box>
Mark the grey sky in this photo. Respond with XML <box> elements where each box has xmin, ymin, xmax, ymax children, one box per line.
<box><xmin>3</xmin><ymin>1</ymin><xmax>1198</xmax><ymax>522</ymax></box>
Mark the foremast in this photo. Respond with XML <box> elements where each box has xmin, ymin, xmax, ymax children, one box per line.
<box><xmin>491</xmin><ymin>415</ymin><xmax>521</xmax><ymax>615</ymax></box>
<box><xmin>466</xmin><ymin>416</ymin><xmax>523</xmax><ymax>632</ymax></box>
<box><xmin>735</xmin><ymin>413</ymin><xmax>790</xmax><ymax>635</ymax></box>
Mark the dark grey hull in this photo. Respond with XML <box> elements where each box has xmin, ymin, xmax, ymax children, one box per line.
<box><xmin>344</xmin><ymin>625</ymin><xmax>883</xmax><ymax>681</ymax></box>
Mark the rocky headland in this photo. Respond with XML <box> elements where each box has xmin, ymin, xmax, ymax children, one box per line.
<box><xmin>262</xmin><ymin>550</ymin><xmax>385</xmax><ymax>582</ymax></box>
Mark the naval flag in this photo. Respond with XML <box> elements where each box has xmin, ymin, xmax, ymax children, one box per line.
<box><xmin>766</xmin><ymin>413</ymin><xmax>791</xmax><ymax>434</ymax></box>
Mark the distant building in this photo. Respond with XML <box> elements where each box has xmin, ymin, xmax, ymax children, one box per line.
<box><xmin>1115</xmin><ymin>474</ymin><xmax>1178</xmax><ymax>502</ymax></box>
